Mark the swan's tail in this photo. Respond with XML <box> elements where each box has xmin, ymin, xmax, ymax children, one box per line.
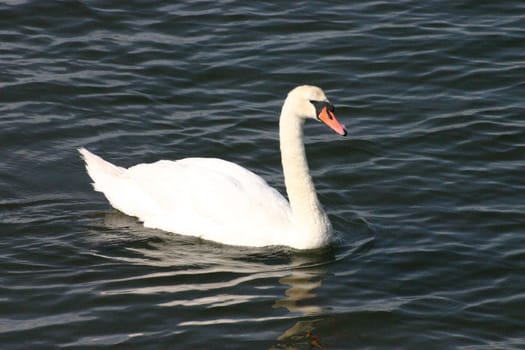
<box><xmin>79</xmin><ymin>147</ymin><xmax>158</xmax><ymax>221</ymax></box>
<box><xmin>78</xmin><ymin>147</ymin><xmax>125</xmax><ymax>192</ymax></box>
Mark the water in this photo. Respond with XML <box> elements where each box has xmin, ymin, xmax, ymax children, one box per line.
<box><xmin>1</xmin><ymin>1</ymin><xmax>524</xmax><ymax>349</ymax></box>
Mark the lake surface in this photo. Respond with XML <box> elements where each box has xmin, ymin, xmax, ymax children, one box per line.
<box><xmin>1</xmin><ymin>1</ymin><xmax>524</xmax><ymax>349</ymax></box>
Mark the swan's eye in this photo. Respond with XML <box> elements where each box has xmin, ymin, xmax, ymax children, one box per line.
<box><xmin>310</xmin><ymin>100</ymin><xmax>334</xmax><ymax>119</ymax></box>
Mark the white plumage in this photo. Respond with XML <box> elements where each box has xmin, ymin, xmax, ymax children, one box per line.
<box><xmin>80</xmin><ymin>85</ymin><xmax>347</xmax><ymax>249</ymax></box>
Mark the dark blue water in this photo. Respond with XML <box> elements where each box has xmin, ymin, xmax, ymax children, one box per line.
<box><xmin>1</xmin><ymin>1</ymin><xmax>524</xmax><ymax>349</ymax></box>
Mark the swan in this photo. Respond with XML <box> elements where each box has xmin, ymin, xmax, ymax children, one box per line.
<box><xmin>79</xmin><ymin>85</ymin><xmax>347</xmax><ymax>249</ymax></box>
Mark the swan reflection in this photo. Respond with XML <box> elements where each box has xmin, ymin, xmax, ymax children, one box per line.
<box><xmin>271</xmin><ymin>254</ymin><xmax>327</xmax><ymax>349</ymax></box>
<box><xmin>90</xmin><ymin>212</ymin><xmax>331</xmax><ymax>349</ymax></box>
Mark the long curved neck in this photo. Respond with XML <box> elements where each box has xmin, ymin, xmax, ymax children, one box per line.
<box><xmin>279</xmin><ymin>102</ymin><xmax>331</xmax><ymax>244</ymax></box>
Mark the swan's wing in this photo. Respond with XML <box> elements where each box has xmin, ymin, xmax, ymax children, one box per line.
<box><xmin>119</xmin><ymin>158</ymin><xmax>292</xmax><ymax>245</ymax></box>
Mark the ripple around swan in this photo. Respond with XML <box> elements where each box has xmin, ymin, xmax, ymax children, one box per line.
<box><xmin>1</xmin><ymin>0</ymin><xmax>524</xmax><ymax>349</ymax></box>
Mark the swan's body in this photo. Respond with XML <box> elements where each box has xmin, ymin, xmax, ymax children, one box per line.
<box><xmin>80</xmin><ymin>85</ymin><xmax>346</xmax><ymax>249</ymax></box>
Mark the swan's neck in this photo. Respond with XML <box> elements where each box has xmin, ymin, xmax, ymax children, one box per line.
<box><xmin>279</xmin><ymin>102</ymin><xmax>331</xmax><ymax>246</ymax></box>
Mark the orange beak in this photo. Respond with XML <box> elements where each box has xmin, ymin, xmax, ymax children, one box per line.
<box><xmin>318</xmin><ymin>106</ymin><xmax>347</xmax><ymax>136</ymax></box>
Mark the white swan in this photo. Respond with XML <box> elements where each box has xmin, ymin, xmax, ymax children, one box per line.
<box><xmin>79</xmin><ymin>85</ymin><xmax>347</xmax><ymax>249</ymax></box>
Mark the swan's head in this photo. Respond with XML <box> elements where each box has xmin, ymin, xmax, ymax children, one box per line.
<box><xmin>285</xmin><ymin>85</ymin><xmax>347</xmax><ymax>136</ymax></box>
